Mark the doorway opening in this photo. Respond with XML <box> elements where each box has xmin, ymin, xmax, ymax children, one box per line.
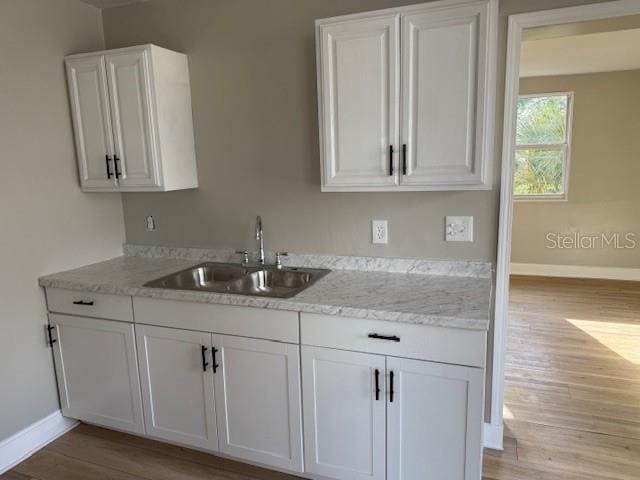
<box><xmin>488</xmin><ymin>2</ymin><xmax>640</xmax><ymax>478</ymax></box>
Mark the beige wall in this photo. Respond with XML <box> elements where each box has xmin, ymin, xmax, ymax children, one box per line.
<box><xmin>100</xmin><ymin>0</ymin><xmax>613</xmax><ymax>262</ymax></box>
<box><xmin>0</xmin><ymin>1</ymin><xmax>125</xmax><ymax>440</ymax></box>
<box><xmin>102</xmin><ymin>0</ymin><xmax>614</xmax><ymax>423</ymax></box>
<box><xmin>512</xmin><ymin>71</ymin><xmax>640</xmax><ymax>268</ymax></box>
<box><xmin>102</xmin><ymin>0</ymin><xmax>500</xmax><ymax>261</ymax></box>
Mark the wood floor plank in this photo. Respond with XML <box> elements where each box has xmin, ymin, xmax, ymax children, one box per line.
<box><xmin>484</xmin><ymin>276</ymin><xmax>640</xmax><ymax>480</ymax></box>
<box><xmin>72</xmin><ymin>424</ymin><xmax>302</xmax><ymax>480</ymax></box>
<box><xmin>46</xmin><ymin>428</ymin><xmax>279</xmax><ymax>480</ymax></box>
<box><xmin>13</xmin><ymin>450</ymin><xmax>147</xmax><ymax>480</ymax></box>
<box><xmin>0</xmin><ymin>471</ymin><xmax>36</xmax><ymax>480</ymax></box>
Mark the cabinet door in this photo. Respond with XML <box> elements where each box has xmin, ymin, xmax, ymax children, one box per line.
<box><xmin>136</xmin><ymin>325</ymin><xmax>218</xmax><ymax>451</ymax></box>
<box><xmin>50</xmin><ymin>314</ymin><xmax>144</xmax><ymax>434</ymax></box>
<box><xmin>105</xmin><ymin>48</ymin><xmax>160</xmax><ymax>189</ymax></box>
<box><xmin>401</xmin><ymin>2</ymin><xmax>491</xmax><ymax>187</ymax></box>
<box><xmin>386</xmin><ymin>357</ymin><xmax>484</xmax><ymax>480</ymax></box>
<box><xmin>301</xmin><ymin>346</ymin><xmax>385</xmax><ymax>480</ymax></box>
<box><xmin>65</xmin><ymin>56</ymin><xmax>117</xmax><ymax>191</ymax></box>
<box><xmin>213</xmin><ymin>335</ymin><xmax>303</xmax><ymax>472</ymax></box>
<box><xmin>318</xmin><ymin>15</ymin><xmax>400</xmax><ymax>189</ymax></box>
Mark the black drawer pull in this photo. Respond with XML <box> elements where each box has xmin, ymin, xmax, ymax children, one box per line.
<box><xmin>114</xmin><ymin>155</ymin><xmax>122</xmax><ymax>179</ymax></box>
<box><xmin>201</xmin><ymin>345</ymin><xmax>209</xmax><ymax>372</ymax></box>
<box><xmin>72</xmin><ymin>300</ymin><xmax>94</xmax><ymax>306</ymax></box>
<box><xmin>105</xmin><ymin>155</ymin><xmax>113</xmax><ymax>179</ymax></box>
<box><xmin>368</xmin><ymin>333</ymin><xmax>400</xmax><ymax>342</ymax></box>
<box><xmin>389</xmin><ymin>145</ymin><xmax>394</xmax><ymax>176</ymax></box>
<box><xmin>402</xmin><ymin>144</ymin><xmax>407</xmax><ymax>175</ymax></box>
<box><xmin>374</xmin><ymin>369</ymin><xmax>381</xmax><ymax>401</ymax></box>
<box><xmin>47</xmin><ymin>325</ymin><xmax>57</xmax><ymax>347</ymax></box>
<box><xmin>212</xmin><ymin>347</ymin><xmax>219</xmax><ymax>373</ymax></box>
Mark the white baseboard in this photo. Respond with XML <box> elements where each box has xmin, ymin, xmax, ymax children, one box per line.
<box><xmin>510</xmin><ymin>262</ymin><xmax>640</xmax><ymax>282</ymax></box>
<box><xmin>0</xmin><ymin>410</ymin><xmax>78</xmax><ymax>474</ymax></box>
<box><xmin>483</xmin><ymin>422</ymin><xmax>503</xmax><ymax>451</ymax></box>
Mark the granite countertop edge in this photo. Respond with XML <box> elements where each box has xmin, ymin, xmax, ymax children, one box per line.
<box><xmin>38</xmin><ymin>256</ymin><xmax>492</xmax><ymax>332</ymax></box>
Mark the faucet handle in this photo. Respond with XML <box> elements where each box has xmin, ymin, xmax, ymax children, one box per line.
<box><xmin>275</xmin><ymin>251</ymin><xmax>289</xmax><ymax>269</ymax></box>
<box><xmin>235</xmin><ymin>250</ymin><xmax>249</xmax><ymax>264</ymax></box>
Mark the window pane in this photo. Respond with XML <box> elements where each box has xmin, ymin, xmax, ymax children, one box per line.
<box><xmin>516</xmin><ymin>95</ymin><xmax>567</xmax><ymax>145</ymax></box>
<box><xmin>514</xmin><ymin>148</ymin><xmax>565</xmax><ymax>196</ymax></box>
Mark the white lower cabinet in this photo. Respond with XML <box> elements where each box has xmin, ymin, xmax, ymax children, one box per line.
<box><xmin>386</xmin><ymin>357</ymin><xmax>484</xmax><ymax>480</ymax></box>
<box><xmin>301</xmin><ymin>347</ymin><xmax>386</xmax><ymax>480</ymax></box>
<box><xmin>135</xmin><ymin>325</ymin><xmax>218</xmax><ymax>451</ymax></box>
<box><xmin>302</xmin><ymin>346</ymin><xmax>484</xmax><ymax>480</ymax></box>
<box><xmin>49</xmin><ymin>314</ymin><xmax>144</xmax><ymax>434</ymax></box>
<box><xmin>46</xmin><ymin>289</ymin><xmax>485</xmax><ymax>480</ymax></box>
<box><xmin>213</xmin><ymin>334</ymin><xmax>303</xmax><ymax>472</ymax></box>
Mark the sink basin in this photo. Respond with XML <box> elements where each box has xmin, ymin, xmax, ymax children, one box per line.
<box><xmin>144</xmin><ymin>263</ymin><xmax>249</xmax><ymax>291</ymax></box>
<box><xmin>144</xmin><ymin>262</ymin><xmax>330</xmax><ymax>298</ymax></box>
<box><xmin>226</xmin><ymin>269</ymin><xmax>316</xmax><ymax>298</ymax></box>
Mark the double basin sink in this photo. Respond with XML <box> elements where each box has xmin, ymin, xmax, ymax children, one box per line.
<box><xmin>144</xmin><ymin>262</ymin><xmax>331</xmax><ymax>298</ymax></box>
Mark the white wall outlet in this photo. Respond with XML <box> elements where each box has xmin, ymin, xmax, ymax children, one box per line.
<box><xmin>445</xmin><ymin>216</ymin><xmax>473</xmax><ymax>242</ymax></box>
<box><xmin>146</xmin><ymin>215</ymin><xmax>156</xmax><ymax>232</ymax></box>
<box><xmin>372</xmin><ymin>220</ymin><xmax>388</xmax><ymax>244</ymax></box>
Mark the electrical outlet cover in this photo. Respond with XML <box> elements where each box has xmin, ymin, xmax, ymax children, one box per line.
<box><xmin>372</xmin><ymin>220</ymin><xmax>388</xmax><ymax>244</ymax></box>
<box><xmin>445</xmin><ymin>216</ymin><xmax>473</xmax><ymax>242</ymax></box>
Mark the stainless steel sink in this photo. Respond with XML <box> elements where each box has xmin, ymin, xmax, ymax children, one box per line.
<box><xmin>144</xmin><ymin>263</ymin><xmax>248</xmax><ymax>290</ymax></box>
<box><xmin>144</xmin><ymin>262</ymin><xmax>330</xmax><ymax>298</ymax></box>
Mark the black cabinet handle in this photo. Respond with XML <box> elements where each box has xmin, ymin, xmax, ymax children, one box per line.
<box><xmin>374</xmin><ymin>369</ymin><xmax>381</xmax><ymax>401</ymax></box>
<box><xmin>368</xmin><ymin>333</ymin><xmax>400</xmax><ymax>342</ymax></box>
<box><xmin>105</xmin><ymin>155</ymin><xmax>113</xmax><ymax>179</ymax></box>
<box><xmin>114</xmin><ymin>155</ymin><xmax>121</xmax><ymax>179</ymax></box>
<box><xmin>402</xmin><ymin>144</ymin><xmax>407</xmax><ymax>175</ymax></box>
<box><xmin>72</xmin><ymin>300</ymin><xmax>94</xmax><ymax>306</ymax></box>
<box><xmin>201</xmin><ymin>345</ymin><xmax>209</xmax><ymax>372</ymax></box>
<box><xmin>389</xmin><ymin>145</ymin><xmax>394</xmax><ymax>176</ymax></box>
<box><xmin>389</xmin><ymin>370</ymin><xmax>395</xmax><ymax>403</ymax></box>
<box><xmin>47</xmin><ymin>325</ymin><xmax>57</xmax><ymax>347</ymax></box>
<box><xmin>212</xmin><ymin>347</ymin><xmax>219</xmax><ymax>373</ymax></box>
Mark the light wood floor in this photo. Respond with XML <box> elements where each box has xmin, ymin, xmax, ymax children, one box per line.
<box><xmin>3</xmin><ymin>276</ymin><xmax>639</xmax><ymax>480</ymax></box>
<box><xmin>484</xmin><ymin>276</ymin><xmax>640</xmax><ymax>480</ymax></box>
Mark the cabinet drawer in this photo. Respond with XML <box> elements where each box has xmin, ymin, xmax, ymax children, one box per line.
<box><xmin>46</xmin><ymin>288</ymin><xmax>133</xmax><ymax>322</ymax></box>
<box><xmin>300</xmin><ymin>313</ymin><xmax>485</xmax><ymax>368</ymax></box>
<box><xmin>133</xmin><ymin>297</ymin><xmax>299</xmax><ymax>343</ymax></box>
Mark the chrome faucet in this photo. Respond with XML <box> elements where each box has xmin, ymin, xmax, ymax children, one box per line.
<box><xmin>255</xmin><ymin>216</ymin><xmax>265</xmax><ymax>265</ymax></box>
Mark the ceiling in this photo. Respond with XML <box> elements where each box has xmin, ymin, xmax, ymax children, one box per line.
<box><xmin>520</xmin><ymin>28</ymin><xmax>640</xmax><ymax>77</ymax></box>
<box><xmin>80</xmin><ymin>0</ymin><xmax>147</xmax><ymax>8</ymax></box>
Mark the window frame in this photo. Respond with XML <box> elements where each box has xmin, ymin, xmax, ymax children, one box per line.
<box><xmin>513</xmin><ymin>91</ymin><xmax>574</xmax><ymax>201</ymax></box>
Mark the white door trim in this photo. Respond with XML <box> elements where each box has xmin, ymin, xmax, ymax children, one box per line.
<box><xmin>0</xmin><ymin>411</ymin><xmax>78</xmax><ymax>474</ymax></box>
<box><xmin>491</xmin><ymin>0</ymin><xmax>640</xmax><ymax>450</ymax></box>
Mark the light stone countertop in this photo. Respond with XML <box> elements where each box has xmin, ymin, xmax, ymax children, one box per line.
<box><xmin>38</xmin><ymin>255</ymin><xmax>492</xmax><ymax>331</ymax></box>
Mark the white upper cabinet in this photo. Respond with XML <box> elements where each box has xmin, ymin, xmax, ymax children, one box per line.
<box><xmin>318</xmin><ymin>15</ymin><xmax>400</xmax><ymax>188</ymax></box>
<box><xmin>65</xmin><ymin>56</ymin><xmax>116</xmax><ymax>190</ymax></box>
<box><xmin>65</xmin><ymin>44</ymin><xmax>198</xmax><ymax>192</ymax></box>
<box><xmin>316</xmin><ymin>0</ymin><xmax>496</xmax><ymax>191</ymax></box>
<box><xmin>105</xmin><ymin>50</ymin><xmax>158</xmax><ymax>189</ymax></box>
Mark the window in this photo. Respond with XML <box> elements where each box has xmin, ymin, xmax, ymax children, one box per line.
<box><xmin>514</xmin><ymin>92</ymin><xmax>573</xmax><ymax>200</ymax></box>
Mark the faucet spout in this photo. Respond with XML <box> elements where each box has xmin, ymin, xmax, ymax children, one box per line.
<box><xmin>255</xmin><ymin>216</ymin><xmax>264</xmax><ymax>264</ymax></box>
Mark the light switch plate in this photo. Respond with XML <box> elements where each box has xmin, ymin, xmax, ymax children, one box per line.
<box><xmin>445</xmin><ymin>216</ymin><xmax>473</xmax><ymax>242</ymax></box>
<box><xmin>372</xmin><ymin>220</ymin><xmax>388</xmax><ymax>244</ymax></box>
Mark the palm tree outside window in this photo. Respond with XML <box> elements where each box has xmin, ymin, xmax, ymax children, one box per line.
<box><xmin>514</xmin><ymin>92</ymin><xmax>573</xmax><ymax>200</ymax></box>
